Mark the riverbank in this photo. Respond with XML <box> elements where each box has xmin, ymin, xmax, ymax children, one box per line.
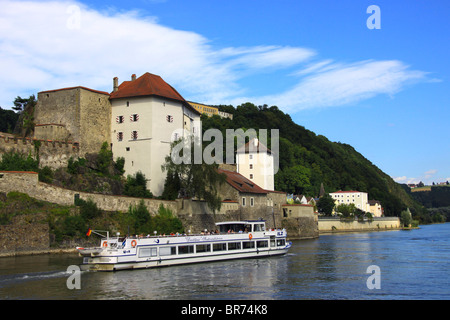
<box><xmin>318</xmin><ymin>216</ymin><xmax>401</xmax><ymax>234</ymax></box>
<box><xmin>0</xmin><ymin>247</ymin><xmax>77</xmax><ymax>258</ymax></box>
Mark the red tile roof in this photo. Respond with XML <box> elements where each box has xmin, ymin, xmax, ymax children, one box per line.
<box><xmin>110</xmin><ymin>72</ymin><xmax>185</xmax><ymax>102</ymax></box>
<box><xmin>218</xmin><ymin>168</ymin><xmax>267</xmax><ymax>194</ymax></box>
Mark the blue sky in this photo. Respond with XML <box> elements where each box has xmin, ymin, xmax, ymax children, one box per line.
<box><xmin>1</xmin><ymin>0</ymin><xmax>449</xmax><ymax>185</ymax></box>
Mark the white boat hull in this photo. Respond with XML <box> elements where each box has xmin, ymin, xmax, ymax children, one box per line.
<box><xmin>78</xmin><ymin>220</ymin><xmax>292</xmax><ymax>272</ymax></box>
<box><xmin>80</xmin><ymin>246</ymin><xmax>290</xmax><ymax>271</ymax></box>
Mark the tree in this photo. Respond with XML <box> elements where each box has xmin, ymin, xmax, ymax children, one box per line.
<box><xmin>0</xmin><ymin>107</ymin><xmax>19</xmax><ymax>133</ymax></box>
<box><xmin>123</xmin><ymin>171</ymin><xmax>153</xmax><ymax>198</ymax></box>
<box><xmin>275</xmin><ymin>165</ymin><xmax>311</xmax><ymax>195</ymax></box>
<box><xmin>336</xmin><ymin>203</ymin><xmax>356</xmax><ymax>218</ymax></box>
<box><xmin>400</xmin><ymin>208</ymin><xmax>412</xmax><ymax>227</ymax></box>
<box><xmin>317</xmin><ymin>193</ymin><xmax>335</xmax><ymax>216</ymax></box>
<box><xmin>161</xmin><ymin>137</ymin><xmax>226</xmax><ymax>212</ymax></box>
<box><xmin>13</xmin><ymin>95</ymin><xmax>36</xmax><ymax>137</ymax></box>
<box><xmin>97</xmin><ymin>141</ymin><xmax>113</xmax><ymax>175</ymax></box>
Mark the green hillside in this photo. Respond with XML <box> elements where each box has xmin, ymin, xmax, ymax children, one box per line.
<box><xmin>201</xmin><ymin>103</ymin><xmax>424</xmax><ymax>217</ymax></box>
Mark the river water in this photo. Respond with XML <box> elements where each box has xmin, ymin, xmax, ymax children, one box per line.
<box><xmin>1</xmin><ymin>223</ymin><xmax>449</xmax><ymax>300</ymax></box>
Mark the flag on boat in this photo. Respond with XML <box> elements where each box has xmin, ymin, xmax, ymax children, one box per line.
<box><xmin>86</xmin><ymin>228</ymin><xmax>92</xmax><ymax>236</ymax></box>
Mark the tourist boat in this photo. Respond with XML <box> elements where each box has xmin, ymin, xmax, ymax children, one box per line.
<box><xmin>77</xmin><ymin>220</ymin><xmax>292</xmax><ymax>271</ymax></box>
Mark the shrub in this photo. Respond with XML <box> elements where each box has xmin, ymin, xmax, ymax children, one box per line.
<box><xmin>77</xmin><ymin>197</ymin><xmax>101</xmax><ymax>220</ymax></box>
<box><xmin>123</xmin><ymin>171</ymin><xmax>153</xmax><ymax>198</ymax></box>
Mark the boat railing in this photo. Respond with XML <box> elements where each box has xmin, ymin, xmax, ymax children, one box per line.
<box><xmin>101</xmin><ymin>228</ymin><xmax>286</xmax><ymax>242</ymax></box>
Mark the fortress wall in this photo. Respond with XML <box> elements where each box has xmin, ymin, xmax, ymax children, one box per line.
<box><xmin>0</xmin><ymin>134</ymin><xmax>80</xmax><ymax>169</ymax></box>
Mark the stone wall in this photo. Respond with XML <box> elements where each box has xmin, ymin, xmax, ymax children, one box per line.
<box><xmin>318</xmin><ymin>217</ymin><xmax>401</xmax><ymax>233</ymax></box>
<box><xmin>0</xmin><ymin>133</ymin><xmax>80</xmax><ymax>170</ymax></box>
<box><xmin>0</xmin><ymin>171</ymin><xmax>177</xmax><ymax>215</ymax></box>
<box><xmin>0</xmin><ymin>224</ymin><xmax>49</xmax><ymax>255</ymax></box>
<box><xmin>282</xmin><ymin>217</ymin><xmax>319</xmax><ymax>239</ymax></box>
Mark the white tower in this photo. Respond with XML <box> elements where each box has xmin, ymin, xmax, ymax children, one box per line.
<box><xmin>236</xmin><ymin>138</ymin><xmax>274</xmax><ymax>191</ymax></box>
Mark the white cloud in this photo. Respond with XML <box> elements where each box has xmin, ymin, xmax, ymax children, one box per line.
<box><xmin>393</xmin><ymin>176</ymin><xmax>419</xmax><ymax>184</ymax></box>
<box><xmin>232</xmin><ymin>60</ymin><xmax>427</xmax><ymax>112</ymax></box>
<box><xmin>393</xmin><ymin>169</ymin><xmax>441</xmax><ymax>185</ymax></box>
<box><xmin>0</xmin><ymin>0</ymin><xmax>428</xmax><ymax>112</ymax></box>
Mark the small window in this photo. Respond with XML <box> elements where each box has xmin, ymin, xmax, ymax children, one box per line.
<box><xmin>131</xmin><ymin>131</ymin><xmax>138</xmax><ymax>140</ymax></box>
<box><xmin>116</xmin><ymin>115</ymin><xmax>124</xmax><ymax>123</ymax></box>
<box><xmin>196</xmin><ymin>244</ymin><xmax>211</xmax><ymax>253</ymax></box>
<box><xmin>126</xmin><ymin>101</ymin><xmax>130</xmax><ymax>107</ymax></box>
<box><xmin>249</xmin><ymin>174</ymin><xmax>253</xmax><ymax>179</ymax></box>
<box><xmin>178</xmin><ymin>245</ymin><xmax>194</xmax><ymax>255</ymax></box>
<box><xmin>117</xmin><ymin>132</ymin><xmax>123</xmax><ymax>141</ymax></box>
<box><xmin>131</xmin><ymin>114</ymin><xmax>139</xmax><ymax>122</ymax></box>
<box><xmin>257</xmin><ymin>241</ymin><xmax>268</xmax><ymax>248</ymax></box>
<box><xmin>160</xmin><ymin>246</ymin><xmax>176</xmax><ymax>256</ymax></box>
<box><xmin>277</xmin><ymin>239</ymin><xmax>286</xmax><ymax>247</ymax></box>
<box><xmin>242</xmin><ymin>197</ymin><xmax>246</xmax><ymax>207</ymax></box>
<box><xmin>249</xmin><ymin>155</ymin><xmax>253</xmax><ymax>160</ymax></box>
<box><xmin>213</xmin><ymin>243</ymin><xmax>226</xmax><ymax>252</ymax></box>
<box><xmin>228</xmin><ymin>242</ymin><xmax>241</xmax><ymax>250</ymax></box>
<box><xmin>250</xmin><ymin>197</ymin><xmax>254</xmax><ymax>207</ymax></box>
<box><xmin>126</xmin><ymin>147</ymin><xmax>130</xmax><ymax>151</ymax></box>
<box><xmin>166</xmin><ymin>115</ymin><xmax>173</xmax><ymax>123</ymax></box>
<box><xmin>249</xmin><ymin>164</ymin><xmax>253</xmax><ymax>169</ymax></box>
<box><xmin>242</xmin><ymin>241</ymin><xmax>255</xmax><ymax>249</ymax></box>
<box><xmin>139</xmin><ymin>248</ymin><xmax>157</xmax><ymax>258</ymax></box>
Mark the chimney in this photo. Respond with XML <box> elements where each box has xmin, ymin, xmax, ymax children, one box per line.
<box><xmin>131</xmin><ymin>74</ymin><xmax>136</xmax><ymax>81</ymax></box>
<box><xmin>113</xmin><ymin>77</ymin><xmax>118</xmax><ymax>92</ymax></box>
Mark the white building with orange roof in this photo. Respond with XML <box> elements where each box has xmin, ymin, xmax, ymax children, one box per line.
<box><xmin>110</xmin><ymin>73</ymin><xmax>201</xmax><ymax>196</ymax></box>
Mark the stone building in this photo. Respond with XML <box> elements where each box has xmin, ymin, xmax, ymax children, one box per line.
<box><xmin>217</xmin><ymin>168</ymin><xmax>285</xmax><ymax>229</ymax></box>
<box><xmin>35</xmin><ymin>86</ymin><xmax>111</xmax><ymax>155</ymax></box>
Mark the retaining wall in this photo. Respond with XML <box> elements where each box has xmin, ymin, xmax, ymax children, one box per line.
<box><xmin>318</xmin><ymin>217</ymin><xmax>401</xmax><ymax>233</ymax></box>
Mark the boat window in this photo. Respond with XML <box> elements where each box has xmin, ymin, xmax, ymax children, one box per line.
<box><xmin>270</xmin><ymin>236</ymin><xmax>276</xmax><ymax>247</ymax></box>
<box><xmin>276</xmin><ymin>239</ymin><xmax>286</xmax><ymax>247</ymax></box>
<box><xmin>196</xmin><ymin>244</ymin><xmax>211</xmax><ymax>253</ymax></box>
<box><xmin>253</xmin><ymin>224</ymin><xmax>264</xmax><ymax>232</ymax></box>
<box><xmin>160</xmin><ymin>246</ymin><xmax>177</xmax><ymax>256</ymax></box>
<box><xmin>257</xmin><ymin>240</ymin><xmax>268</xmax><ymax>248</ymax></box>
<box><xmin>139</xmin><ymin>248</ymin><xmax>157</xmax><ymax>258</ymax></box>
<box><xmin>213</xmin><ymin>243</ymin><xmax>227</xmax><ymax>251</ymax></box>
<box><xmin>178</xmin><ymin>245</ymin><xmax>194</xmax><ymax>254</ymax></box>
<box><xmin>228</xmin><ymin>242</ymin><xmax>241</xmax><ymax>250</ymax></box>
<box><xmin>218</xmin><ymin>223</ymin><xmax>251</xmax><ymax>233</ymax></box>
<box><xmin>242</xmin><ymin>241</ymin><xmax>255</xmax><ymax>249</ymax></box>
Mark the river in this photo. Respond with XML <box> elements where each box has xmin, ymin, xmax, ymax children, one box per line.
<box><xmin>1</xmin><ymin>223</ymin><xmax>449</xmax><ymax>300</ymax></box>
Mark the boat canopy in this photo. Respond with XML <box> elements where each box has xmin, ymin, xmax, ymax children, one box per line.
<box><xmin>216</xmin><ymin>220</ymin><xmax>266</xmax><ymax>233</ymax></box>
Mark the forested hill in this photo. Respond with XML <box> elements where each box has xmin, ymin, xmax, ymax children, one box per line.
<box><xmin>201</xmin><ymin>102</ymin><xmax>423</xmax><ymax>217</ymax></box>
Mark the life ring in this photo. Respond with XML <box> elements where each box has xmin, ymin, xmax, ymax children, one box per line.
<box><xmin>131</xmin><ymin>240</ymin><xmax>137</xmax><ymax>247</ymax></box>
<box><xmin>102</xmin><ymin>241</ymin><xmax>108</xmax><ymax>247</ymax></box>
<box><xmin>249</xmin><ymin>233</ymin><xmax>253</xmax><ymax>240</ymax></box>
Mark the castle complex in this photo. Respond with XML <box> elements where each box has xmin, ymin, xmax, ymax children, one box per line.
<box><xmin>32</xmin><ymin>72</ymin><xmax>275</xmax><ymax>198</ymax></box>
